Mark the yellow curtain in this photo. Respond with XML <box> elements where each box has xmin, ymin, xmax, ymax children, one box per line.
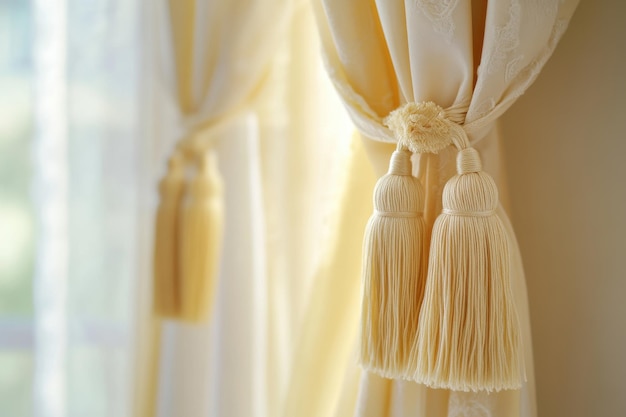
<box><xmin>135</xmin><ymin>0</ymin><xmax>294</xmax><ymax>415</ymax></box>
<box><xmin>138</xmin><ymin>1</ymin><xmax>581</xmax><ymax>416</ymax></box>
<box><xmin>136</xmin><ymin>2</ymin><xmax>357</xmax><ymax>416</ymax></box>
<box><xmin>277</xmin><ymin>0</ymin><xmax>579</xmax><ymax>416</ymax></box>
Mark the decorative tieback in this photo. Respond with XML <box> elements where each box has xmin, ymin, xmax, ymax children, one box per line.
<box><xmin>360</xmin><ymin>101</ymin><xmax>524</xmax><ymax>392</ymax></box>
<box><xmin>153</xmin><ymin>140</ymin><xmax>224</xmax><ymax>323</ymax></box>
<box><xmin>384</xmin><ymin>101</ymin><xmax>454</xmax><ymax>154</ymax></box>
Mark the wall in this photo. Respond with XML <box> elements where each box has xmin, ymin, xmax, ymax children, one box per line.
<box><xmin>500</xmin><ymin>0</ymin><xmax>626</xmax><ymax>416</ymax></box>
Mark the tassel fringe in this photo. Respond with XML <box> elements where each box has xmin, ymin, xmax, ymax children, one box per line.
<box><xmin>412</xmin><ymin>147</ymin><xmax>524</xmax><ymax>392</ymax></box>
<box><xmin>153</xmin><ymin>153</ymin><xmax>185</xmax><ymax>318</ymax></box>
<box><xmin>361</xmin><ymin>147</ymin><xmax>428</xmax><ymax>378</ymax></box>
<box><xmin>153</xmin><ymin>149</ymin><xmax>224</xmax><ymax>323</ymax></box>
<box><xmin>362</xmin><ymin>101</ymin><xmax>525</xmax><ymax>392</ymax></box>
<box><xmin>178</xmin><ymin>152</ymin><xmax>224</xmax><ymax>322</ymax></box>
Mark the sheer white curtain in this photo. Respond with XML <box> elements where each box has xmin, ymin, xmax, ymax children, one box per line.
<box><xmin>0</xmin><ymin>1</ymin><xmax>145</xmax><ymax>416</ymax></box>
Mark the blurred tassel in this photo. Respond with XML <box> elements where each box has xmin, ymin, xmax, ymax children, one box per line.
<box><xmin>178</xmin><ymin>151</ymin><xmax>224</xmax><ymax>322</ymax></box>
<box><xmin>153</xmin><ymin>152</ymin><xmax>185</xmax><ymax>318</ymax></box>
<box><xmin>360</xmin><ymin>145</ymin><xmax>427</xmax><ymax>378</ymax></box>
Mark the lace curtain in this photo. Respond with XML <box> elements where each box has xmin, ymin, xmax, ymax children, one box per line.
<box><xmin>0</xmin><ymin>1</ymin><xmax>145</xmax><ymax>416</ymax></box>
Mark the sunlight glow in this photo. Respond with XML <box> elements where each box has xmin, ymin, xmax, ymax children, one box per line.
<box><xmin>32</xmin><ymin>0</ymin><xmax>68</xmax><ymax>416</ymax></box>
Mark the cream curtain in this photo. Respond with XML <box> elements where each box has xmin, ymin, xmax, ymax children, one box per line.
<box><xmin>140</xmin><ymin>1</ymin><xmax>581</xmax><ymax>416</ymax></box>
<box><xmin>292</xmin><ymin>0</ymin><xmax>580</xmax><ymax>416</ymax></box>
<box><xmin>137</xmin><ymin>2</ymin><xmax>355</xmax><ymax>417</ymax></box>
<box><xmin>135</xmin><ymin>1</ymin><xmax>294</xmax><ymax>415</ymax></box>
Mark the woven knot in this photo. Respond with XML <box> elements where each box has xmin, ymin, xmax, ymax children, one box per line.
<box><xmin>384</xmin><ymin>101</ymin><xmax>455</xmax><ymax>154</ymax></box>
<box><xmin>457</xmin><ymin>147</ymin><xmax>482</xmax><ymax>174</ymax></box>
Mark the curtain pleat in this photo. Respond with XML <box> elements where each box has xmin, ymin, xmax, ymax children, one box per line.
<box><xmin>141</xmin><ymin>1</ymin><xmax>580</xmax><ymax>416</ymax></box>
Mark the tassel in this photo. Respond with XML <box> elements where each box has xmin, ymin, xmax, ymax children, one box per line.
<box><xmin>153</xmin><ymin>152</ymin><xmax>185</xmax><ymax>318</ymax></box>
<box><xmin>360</xmin><ymin>145</ymin><xmax>427</xmax><ymax>378</ymax></box>
<box><xmin>411</xmin><ymin>145</ymin><xmax>524</xmax><ymax>392</ymax></box>
<box><xmin>178</xmin><ymin>151</ymin><xmax>224</xmax><ymax>322</ymax></box>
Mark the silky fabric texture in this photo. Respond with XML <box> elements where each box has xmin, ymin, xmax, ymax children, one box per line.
<box><xmin>138</xmin><ymin>2</ymin><xmax>356</xmax><ymax>417</ymax></box>
<box><xmin>162</xmin><ymin>0</ymin><xmax>292</xmax><ymax>130</ymax></box>
<box><xmin>140</xmin><ymin>1</ymin><xmax>581</xmax><ymax>417</ymax></box>
<box><xmin>137</xmin><ymin>1</ymin><xmax>296</xmax><ymax>414</ymax></box>
<box><xmin>137</xmin><ymin>0</ymin><xmax>295</xmax><ymax>415</ymax></box>
<box><xmin>310</xmin><ymin>0</ymin><xmax>579</xmax><ymax>416</ymax></box>
<box><xmin>315</xmin><ymin>0</ymin><xmax>579</xmax><ymax>144</ymax></box>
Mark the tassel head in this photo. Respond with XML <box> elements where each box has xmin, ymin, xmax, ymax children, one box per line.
<box><xmin>442</xmin><ymin>148</ymin><xmax>498</xmax><ymax>214</ymax></box>
<box><xmin>373</xmin><ymin>149</ymin><xmax>420</xmax><ymax>211</ymax></box>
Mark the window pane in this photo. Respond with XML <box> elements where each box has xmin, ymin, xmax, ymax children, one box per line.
<box><xmin>65</xmin><ymin>1</ymin><xmax>141</xmax><ymax>416</ymax></box>
<box><xmin>0</xmin><ymin>0</ymin><xmax>35</xmax><ymax>316</ymax></box>
<box><xmin>0</xmin><ymin>352</ymin><xmax>33</xmax><ymax>417</ymax></box>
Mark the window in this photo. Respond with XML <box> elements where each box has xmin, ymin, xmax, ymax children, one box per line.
<box><xmin>0</xmin><ymin>1</ymin><xmax>145</xmax><ymax>415</ymax></box>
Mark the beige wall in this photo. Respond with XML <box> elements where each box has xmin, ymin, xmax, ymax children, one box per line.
<box><xmin>500</xmin><ymin>0</ymin><xmax>626</xmax><ymax>416</ymax></box>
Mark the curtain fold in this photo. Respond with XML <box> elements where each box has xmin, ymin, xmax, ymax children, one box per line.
<box><xmin>280</xmin><ymin>133</ymin><xmax>376</xmax><ymax>417</ymax></box>
<box><xmin>295</xmin><ymin>0</ymin><xmax>580</xmax><ymax>416</ymax></box>
<box><xmin>140</xmin><ymin>1</ymin><xmax>580</xmax><ymax>416</ymax></box>
<box><xmin>137</xmin><ymin>1</ymin><xmax>296</xmax><ymax>415</ymax></box>
<box><xmin>155</xmin><ymin>115</ymin><xmax>269</xmax><ymax>417</ymax></box>
<box><xmin>140</xmin><ymin>2</ymin><xmax>356</xmax><ymax>416</ymax></box>
<box><xmin>315</xmin><ymin>0</ymin><xmax>579</xmax><ymax>144</ymax></box>
<box><xmin>162</xmin><ymin>0</ymin><xmax>292</xmax><ymax>131</ymax></box>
